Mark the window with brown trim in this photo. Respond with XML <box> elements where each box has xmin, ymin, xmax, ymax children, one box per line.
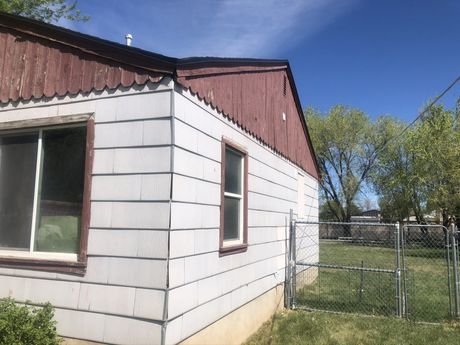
<box><xmin>0</xmin><ymin>116</ymin><xmax>93</xmax><ymax>275</ymax></box>
<box><xmin>220</xmin><ymin>138</ymin><xmax>248</xmax><ymax>255</ymax></box>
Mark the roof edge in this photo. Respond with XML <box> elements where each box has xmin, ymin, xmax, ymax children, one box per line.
<box><xmin>0</xmin><ymin>11</ymin><xmax>177</xmax><ymax>75</ymax></box>
<box><xmin>284</xmin><ymin>62</ymin><xmax>321</xmax><ymax>179</ymax></box>
<box><xmin>0</xmin><ymin>11</ymin><xmax>320</xmax><ymax>178</ymax></box>
<box><xmin>175</xmin><ymin>61</ymin><xmax>321</xmax><ymax>179</ymax></box>
<box><xmin>177</xmin><ymin>57</ymin><xmax>288</xmax><ymax>68</ymax></box>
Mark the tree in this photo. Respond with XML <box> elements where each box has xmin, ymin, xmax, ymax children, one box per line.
<box><xmin>372</xmin><ymin>117</ymin><xmax>414</xmax><ymax>223</ymax></box>
<box><xmin>406</xmin><ymin>103</ymin><xmax>460</xmax><ymax>227</ymax></box>
<box><xmin>419</xmin><ymin>103</ymin><xmax>460</xmax><ymax>226</ymax></box>
<box><xmin>0</xmin><ymin>0</ymin><xmax>88</xmax><ymax>23</ymax></box>
<box><xmin>306</xmin><ymin>105</ymin><xmax>393</xmax><ymax>229</ymax></box>
<box><xmin>320</xmin><ymin>200</ymin><xmax>362</xmax><ymax>221</ymax></box>
<box><xmin>373</xmin><ymin>102</ymin><xmax>460</xmax><ymax>226</ymax></box>
<box><xmin>361</xmin><ymin>196</ymin><xmax>376</xmax><ymax>212</ymax></box>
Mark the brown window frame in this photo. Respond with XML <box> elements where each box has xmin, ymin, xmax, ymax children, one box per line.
<box><xmin>0</xmin><ymin>115</ymin><xmax>94</xmax><ymax>275</ymax></box>
<box><xmin>219</xmin><ymin>137</ymin><xmax>248</xmax><ymax>256</ymax></box>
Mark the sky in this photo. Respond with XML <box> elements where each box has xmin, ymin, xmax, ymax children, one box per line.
<box><xmin>62</xmin><ymin>0</ymin><xmax>460</xmax><ymax>123</ymax></box>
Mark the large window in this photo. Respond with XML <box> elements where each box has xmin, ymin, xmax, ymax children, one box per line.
<box><xmin>220</xmin><ymin>139</ymin><xmax>248</xmax><ymax>255</ymax></box>
<box><xmin>0</xmin><ymin>122</ymin><xmax>90</xmax><ymax>267</ymax></box>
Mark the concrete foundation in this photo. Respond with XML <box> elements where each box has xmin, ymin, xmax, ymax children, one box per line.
<box><xmin>180</xmin><ymin>284</ymin><xmax>285</xmax><ymax>345</ymax></box>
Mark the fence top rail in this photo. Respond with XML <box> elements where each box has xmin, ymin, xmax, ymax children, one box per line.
<box><xmin>297</xmin><ymin>261</ymin><xmax>396</xmax><ymax>274</ymax></box>
<box><xmin>402</xmin><ymin>224</ymin><xmax>449</xmax><ymax>231</ymax></box>
<box><xmin>294</xmin><ymin>220</ymin><xmax>398</xmax><ymax>227</ymax></box>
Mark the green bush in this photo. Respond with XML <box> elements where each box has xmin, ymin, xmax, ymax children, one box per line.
<box><xmin>0</xmin><ymin>298</ymin><xmax>61</xmax><ymax>345</ymax></box>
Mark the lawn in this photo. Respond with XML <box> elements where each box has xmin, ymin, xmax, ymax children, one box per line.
<box><xmin>295</xmin><ymin>240</ymin><xmax>455</xmax><ymax>322</ymax></box>
<box><xmin>244</xmin><ymin>310</ymin><xmax>460</xmax><ymax>345</ymax></box>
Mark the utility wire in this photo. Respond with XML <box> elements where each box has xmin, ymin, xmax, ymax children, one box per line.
<box><xmin>375</xmin><ymin>75</ymin><xmax>460</xmax><ymax>155</ymax></box>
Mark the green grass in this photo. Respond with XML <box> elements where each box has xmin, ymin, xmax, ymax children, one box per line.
<box><xmin>296</xmin><ymin>241</ymin><xmax>454</xmax><ymax>322</ymax></box>
<box><xmin>244</xmin><ymin>310</ymin><xmax>460</xmax><ymax>345</ymax></box>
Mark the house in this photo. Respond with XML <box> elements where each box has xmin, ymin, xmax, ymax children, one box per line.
<box><xmin>350</xmin><ymin>209</ymin><xmax>382</xmax><ymax>223</ymax></box>
<box><xmin>0</xmin><ymin>12</ymin><xmax>319</xmax><ymax>345</ymax></box>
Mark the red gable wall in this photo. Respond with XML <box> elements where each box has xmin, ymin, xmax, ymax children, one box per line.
<box><xmin>0</xmin><ymin>27</ymin><xmax>164</xmax><ymax>103</ymax></box>
<box><xmin>177</xmin><ymin>65</ymin><xmax>319</xmax><ymax>179</ymax></box>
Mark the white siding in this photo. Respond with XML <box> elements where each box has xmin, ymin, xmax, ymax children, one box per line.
<box><xmin>0</xmin><ymin>76</ymin><xmax>319</xmax><ymax>345</ymax></box>
<box><xmin>0</xmin><ymin>80</ymin><xmax>173</xmax><ymax>345</ymax></box>
<box><xmin>166</xmin><ymin>87</ymin><xmax>319</xmax><ymax>343</ymax></box>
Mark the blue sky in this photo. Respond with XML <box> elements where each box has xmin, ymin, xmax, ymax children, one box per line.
<box><xmin>63</xmin><ymin>0</ymin><xmax>460</xmax><ymax>122</ymax></box>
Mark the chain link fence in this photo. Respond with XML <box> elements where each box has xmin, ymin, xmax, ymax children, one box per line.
<box><xmin>402</xmin><ymin>224</ymin><xmax>459</xmax><ymax>321</ymax></box>
<box><xmin>286</xmin><ymin>219</ymin><xmax>460</xmax><ymax>323</ymax></box>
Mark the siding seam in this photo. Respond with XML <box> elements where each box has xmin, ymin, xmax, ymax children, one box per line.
<box><xmin>175</xmin><ymin>92</ymin><xmax>316</xmax><ymax>180</ymax></box>
<box><xmin>174</xmin><ymin>117</ymin><xmax>299</xmax><ymax>181</ymax></box>
<box><xmin>169</xmin><ymin>238</ymin><xmax>289</xmax><ymax>260</ymax></box>
<box><xmin>93</xmin><ymin>144</ymin><xmax>171</xmax><ymax>150</ymax></box>
<box><xmin>0</xmin><ymin>272</ymin><xmax>168</xmax><ymax>291</ymax></box>
<box><xmin>169</xmin><ymin>252</ymin><xmax>286</xmax><ymax>290</ymax></box>
<box><xmin>167</xmin><ymin>269</ymin><xmax>285</xmax><ymax>322</ymax></box>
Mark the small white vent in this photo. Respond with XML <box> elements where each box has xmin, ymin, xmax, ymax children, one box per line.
<box><xmin>125</xmin><ymin>34</ymin><xmax>133</xmax><ymax>46</ymax></box>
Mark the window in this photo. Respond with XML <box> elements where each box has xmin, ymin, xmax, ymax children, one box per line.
<box><xmin>0</xmin><ymin>117</ymin><xmax>93</xmax><ymax>274</ymax></box>
<box><xmin>220</xmin><ymin>139</ymin><xmax>248</xmax><ymax>255</ymax></box>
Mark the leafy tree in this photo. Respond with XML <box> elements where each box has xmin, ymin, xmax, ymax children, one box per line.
<box><xmin>360</xmin><ymin>196</ymin><xmax>377</xmax><ymax>212</ymax></box>
<box><xmin>415</xmin><ymin>103</ymin><xmax>460</xmax><ymax>226</ymax></box>
<box><xmin>320</xmin><ymin>200</ymin><xmax>362</xmax><ymax>221</ymax></box>
<box><xmin>372</xmin><ymin>117</ymin><xmax>414</xmax><ymax>222</ymax></box>
<box><xmin>0</xmin><ymin>0</ymin><xmax>88</xmax><ymax>23</ymax></box>
<box><xmin>306</xmin><ymin>105</ymin><xmax>393</xmax><ymax>229</ymax></box>
<box><xmin>373</xmin><ymin>102</ymin><xmax>460</xmax><ymax>226</ymax></box>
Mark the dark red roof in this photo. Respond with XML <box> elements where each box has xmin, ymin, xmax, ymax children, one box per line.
<box><xmin>0</xmin><ymin>12</ymin><xmax>319</xmax><ymax>179</ymax></box>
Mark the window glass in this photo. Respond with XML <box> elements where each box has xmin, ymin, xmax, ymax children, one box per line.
<box><xmin>224</xmin><ymin>196</ymin><xmax>240</xmax><ymax>240</ymax></box>
<box><xmin>0</xmin><ymin>134</ymin><xmax>38</xmax><ymax>250</ymax></box>
<box><xmin>34</xmin><ymin>127</ymin><xmax>87</xmax><ymax>253</ymax></box>
<box><xmin>224</xmin><ymin>148</ymin><xmax>242</xmax><ymax>194</ymax></box>
<box><xmin>222</xmin><ymin>144</ymin><xmax>246</xmax><ymax>246</ymax></box>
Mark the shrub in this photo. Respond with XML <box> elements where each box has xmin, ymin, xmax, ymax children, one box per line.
<box><xmin>0</xmin><ymin>298</ymin><xmax>61</xmax><ymax>345</ymax></box>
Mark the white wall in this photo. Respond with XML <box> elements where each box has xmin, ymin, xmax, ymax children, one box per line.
<box><xmin>0</xmin><ymin>77</ymin><xmax>319</xmax><ymax>345</ymax></box>
<box><xmin>0</xmin><ymin>80</ymin><xmax>173</xmax><ymax>345</ymax></box>
<box><xmin>165</xmin><ymin>86</ymin><xmax>319</xmax><ymax>344</ymax></box>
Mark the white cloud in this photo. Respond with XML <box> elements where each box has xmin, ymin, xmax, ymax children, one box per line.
<box><xmin>55</xmin><ymin>0</ymin><xmax>359</xmax><ymax>58</ymax></box>
<box><xmin>178</xmin><ymin>0</ymin><xmax>359</xmax><ymax>57</ymax></box>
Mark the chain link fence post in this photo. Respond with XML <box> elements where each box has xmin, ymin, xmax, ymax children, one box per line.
<box><xmin>400</xmin><ymin>223</ymin><xmax>409</xmax><ymax>318</ymax></box>
<box><xmin>452</xmin><ymin>223</ymin><xmax>460</xmax><ymax>318</ymax></box>
<box><xmin>285</xmin><ymin>209</ymin><xmax>295</xmax><ymax>309</ymax></box>
<box><xmin>446</xmin><ymin>224</ymin><xmax>453</xmax><ymax>318</ymax></box>
<box><xmin>284</xmin><ymin>211</ymin><xmax>291</xmax><ymax>309</ymax></box>
<box><xmin>395</xmin><ymin>222</ymin><xmax>402</xmax><ymax>317</ymax></box>
<box><xmin>289</xmin><ymin>209</ymin><xmax>297</xmax><ymax>309</ymax></box>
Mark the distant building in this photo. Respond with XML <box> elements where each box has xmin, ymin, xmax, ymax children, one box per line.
<box><xmin>350</xmin><ymin>209</ymin><xmax>381</xmax><ymax>223</ymax></box>
<box><xmin>403</xmin><ymin>210</ymin><xmax>440</xmax><ymax>224</ymax></box>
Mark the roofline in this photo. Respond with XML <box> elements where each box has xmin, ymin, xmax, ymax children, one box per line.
<box><xmin>175</xmin><ymin>59</ymin><xmax>321</xmax><ymax>178</ymax></box>
<box><xmin>177</xmin><ymin>57</ymin><xmax>289</xmax><ymax>68</ymax></box>
<box><xmin>0</xmin><ymin>11</ymin><xmax>320</xmax><ymax>178</ymax></box>
<box><xmin>285</xmin><ymin>62</ymin><xmax>321</xmax><ymax>178</ymax></box>
<box><xmin>0</xmin><ymin>11</ymin><xmax>177</xmax><ymax>74</ymax></box>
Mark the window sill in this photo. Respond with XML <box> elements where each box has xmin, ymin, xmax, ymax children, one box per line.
<box><xmin>0</xmin><ymin>254</ymin><xmax>87</xmax><ymax>275</ymax></box>
<box><xmin>219</xmin><ymin>243</ymin><xmax>248</xmax><ymax>257</ymax></box>
<box><xmin>0</xmin><ymin>250</ymin><xmax>78</xmax><ymax>261</ymax></box>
